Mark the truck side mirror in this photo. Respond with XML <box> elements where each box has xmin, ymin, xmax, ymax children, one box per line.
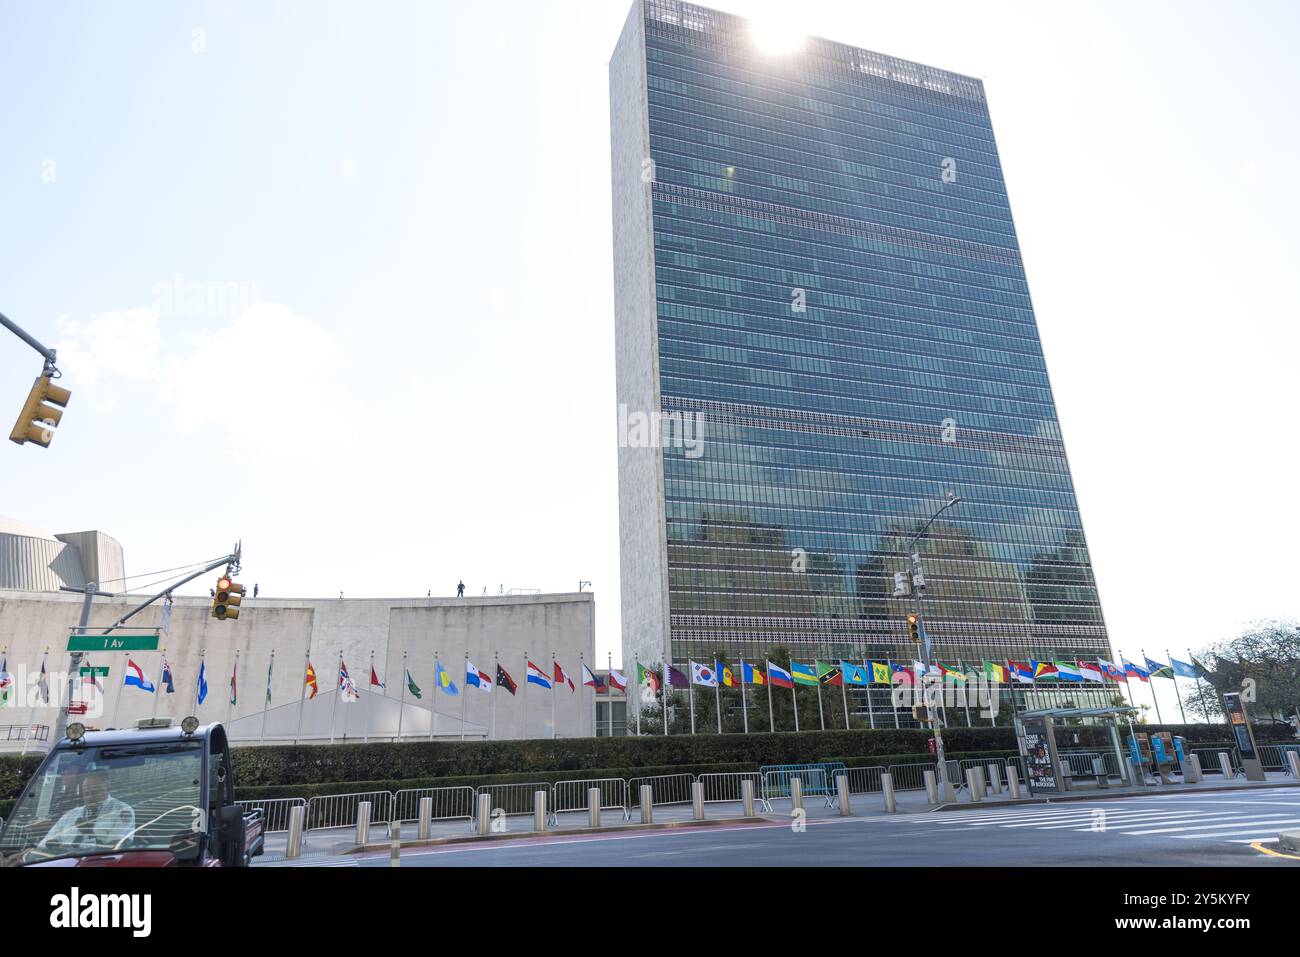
<box><xmin>217</xmin><ymin>804</ymin><xmax>245</xmax><ymax>867</ymax></box>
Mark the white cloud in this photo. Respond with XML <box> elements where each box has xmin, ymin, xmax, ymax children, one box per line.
<box><xmin>55</xmin><ymin>308</ymin><xmax>162</xmax><ymax>388</ymax></box>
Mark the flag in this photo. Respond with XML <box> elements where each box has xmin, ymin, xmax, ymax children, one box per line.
<box><xmin>791</xmin><ymin>662</ymin><xmax>819</xmax><ymax>687</ymax></box>
<box><xmin>0</xmin><ymin>655</ymin><xmax>10</xmax><ymax>706</ymax></box>
<box><xmin>37</xmin><ymin>658</ymin><xmax>49</xmax><ymax>704</ymax></box>
<box><xmin>742</xmin><ymin>661</ymin><xmax>765</xmax><ymax>686</ymax></box>
<box><xmin>496</xmin><ymin>664</ymin><xmax>518</xmax><ymax>696</ymax></box>
<box><xmin>197</xmin><ymin>660</ymin><xmax>208</xmax><ymax>705</ymax></box>
<box><xmin>1008</xmin><ymin>660</ymin><xmax>1035</xmax><ymax>684</ymax></box>
<box><xmin>1190</xmin><ymin>656</ymin><xmax>1212</xmax><ymax>678</ymax></box>
<box><xmin>370</xmin><ymin>665</ymin><xmax>386</xmax><ymax>690</ymax></box>
<box><xmin>1053</xmin><ymin>661</ymin><xmax>1083</xmax><ymax>682</ymax></box>
<box><xmin>1170</xmin><ymin>658</ymin><xmax>1199</xmax><ymax>679</ymax></box>
<box><xmin>1032</xmin><ymin>660</ymin><xmax>1058</xmax><ymax>680</ymax></box>
<box><xmin>869</xmin><ymin>660</ymin><xmax>891</xmax><ymax>684</ymax></box>
<box><xmin>637</xmin><ymin>662</ymin><xmax>660</xmax><ymax>692</ymax></box>
<box><xmin>339</xmin><ymin>660</ymin><xmax>359</xmax><ymax>701</ymax></box>
<box><xmin>230</xmin><ymin>662</ymin><xmax>237</xmax><ymax>706</ymax></box>
<box><xmin>720</xmin><ymin>663</ymin><xmax>737</xmax><ymax>688</ymax></box>
<box><xmin>160</xmin><ymin>597</ymin><xmax>172</xmax><ymax>636</ymax></box>
<box><xmin>816</xmin><ymin>661</ymin><xmax>842</xmax><ymax>687</ymax></box>
<box><xmin>1078</xmin><ymin>660</ymin><xmax>1104</xmax><ymax>683</ymax></box>
<box><xmin>405</xmin><ymin>669</ymin><xmax>423</xmax><ymax>699</ymax></box>
<box><xmin>466</xmin><ymin>660</ymin><xmax>492</xmax><ymax>693</ymax></box>
<box><xmin>1144</xmin><ymin>657</ymin><xmax>1174</xmax><ymax>679</ymax></box>
<box><xmin>305</xmin><ymin>661</ymin><xmax>319</xmax><ymax>698</ymax></box>
<box><xmin>1098</xmin><ymin>659</ymin><xmax>1126</xmax><ymax>682</ymax></box>
<box><xmin>912</xmin><ymin>661</ymin><xmax>927</xmax><ymax>682</ymax></box>
<box><xmin>984</xmin><ymin>660</ymin><xmax>1008</xmax><ymax>683</ymax></box>
<box><xmin>690</xmin><ymin>660</ymin><xmax>718</xmax><ymax>687</ymax></box>
<box><xmin>667</xmin><ymin>664</ymin><xmax>689</xmax><ymax>689</ymax></box>
<box><xmin>525</xmin><ymin>657</ymin><xmax>551</xmax><ymax>686</ymax></box>
<box><xmin>265</xmin><ymin>659</ymin><xmax>274</xmax><ymax>705</ymax></box>
<box><xmin>766</xmin><ymin>661</ymin><xmax>794</xmax><ymax>689</ymax></box>
<box><xmin>582</xmin><ymin>664</ymin><xmax>605</xmax><ymax>691</ymax></box>
<box><xmin>552</xmin><ymin>661</ymin><xmax>576</xmax><ymax>692</ymax></box>
<box><xmin>1122</xmin><ymin>658</ymin><xmax>1150</xmax><ymax>683</ymax></box>
<box><xmin>436</xmin><ymin>659</ymin><xmax>460</xmax><ymax>696</ymax></box>
<box><xmin>161</xmin><ymin>657</ymin><xmax>175</xmax><ymax>694</ymax></box>
<box><xmin>890</xmin><ymin>662</ymin><xmax>911</xmax><ymax>685</ymax></box>
<box><xmin>841</xmin><ymin>661</ymin><xmax>869</xmax><ymax>686</ymax></box>
<box><xmin>607</xmin><ymin>668</ymin><xmax>627</xmax><ymax>691</ymax></box>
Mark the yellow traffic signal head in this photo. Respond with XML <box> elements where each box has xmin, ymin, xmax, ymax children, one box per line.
<box><xmin>9</xmin><ymin>376</ymin><xmax>71</xmax><ymax>447</ymax></box>
<box><xmin>212</xmin><ymin>577</ymin><xmax>242</xmax><ymax>620</ymax></box>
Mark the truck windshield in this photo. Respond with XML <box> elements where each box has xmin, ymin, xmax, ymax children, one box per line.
<box><xmin>0</xmin><ymin>742</ymin><xmax>204</xmax><ymax>865</ymax></box>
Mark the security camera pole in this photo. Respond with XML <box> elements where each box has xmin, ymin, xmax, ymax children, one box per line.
<box><xmin>897</xmin><ymin>493</ymin><xmax>961</xmax><ymax>802</ymax></box>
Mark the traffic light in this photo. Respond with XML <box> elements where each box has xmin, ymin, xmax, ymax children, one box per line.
<box><xmin>907</xmin><ymin>613</ymin><xmax>920</xmax><ymax>646</ymax></box>
<box><xmin>9</xmin><ymin>376</ymin><xmax>71</xmax><ymax>447</ymax></box>
<box><xmin>212</xmin><ymin>577</ymin><xmax>245</xmax><ymax>620</ymax></box>
<box><xmin>912</xmin><ymin>703</ymin><xmax>929</xmax><ymax>722</ymax></box>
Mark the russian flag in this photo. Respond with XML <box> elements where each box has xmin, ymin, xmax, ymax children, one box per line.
<box><xmin>526</xmin><ymin>659</ymin><xmax>552</xmax><ymax>689</ymax></box>
<box><xmin>766</xmin><ymin>661</ymin><xmax>794</xmax><ymax>689</ymax></box>
<box><xmin>124</xmin><ymin>658</ymin><xmax>155</xmax><ymax>693</ymax></box>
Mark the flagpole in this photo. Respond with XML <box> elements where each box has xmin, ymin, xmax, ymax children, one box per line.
<box><xmin>766</xmin><ymin>663</ymin><xmax>774</xmax><ymax>733</ymax></box>
<box><xmin>888</xmin><ymin>660</ymin><xmax>900</xmax><ymax>729</ymax></box>
<box><xmin>688</xmin><ymin>667</ymin><xmax>695</xmax><ymax>734</ymax></box>
<box><xmin>330</xmin><ymin>651</ymin><xmax>342</xmax><ymax>745</ymax></box>
<box><xmin>842</xmin><ymin>663</ymin><xmax>851</xmax><ymax>730</ymax></box>
<box><xmin>430</xmin><ymin>653</ymin><xmax>438</xmax><ymax>741</ymax></box>
<box><xmin>194</xmin><ymin>648</ymin><xmax>205</xmax><ymax>718</ymax></box>
<box><xmin>492</xmin><ymin>652</ymin><xmax>499</xmax><ymax>740</ymax></box>
<box><xmin>398</xmin><ymin>651</ymin><xmax>407</xmax><ymax>741</ymax></box>
<box><xmin>662</xmin><ymin>660</ymin><xmax>669</xmax><ymax>736</ymax></box>
<box><xmin>364</xmin><ymin>651</ymin><xmax>374</xmax><ymax>744</ymax></box>
<box><xmin>608</xmin><ymin>651</ymin><xmax>615</xmax><ymax>737</ymax></box>
<box><xmin>864</xmin><ymin>660</ymin><xmax>874</xmax><ymax>729</ymax></box>
<box><xmin>634</xmin><ymin>655</ymin><xmax>641</xmax><ymax>736</ymax></box>
<box><xmin>815</xmin><ymin>665</ymin><xmax>824</xmax><ymax>731</ymax></box>
<box><xmin>790</xmin><ymin>668</ymin><xmax>799</xmax><ymax>733</ymax></box>
<box><xmin>1166</xmin><ymin>649</ymin><xmax>1187</xmax><ymax>724</ymax></box>
<box><xmin>550</xmin><ymin>653</ymin><xmax>557</xmax><ymax>739</ymax></box>
<box><xmin>1140</xmin><ymin>649</ymin><xmax>1165</xmax><ymax>724</ymax></box>
<box><xmin>714</xmin><ymin>667</ymin><xmax>722</xmax><ymax>734</ymax></box>
<box><xmin>461</xmin><ymin>652</ymin><xmax>469</xmax><ymax>741</ymax></box>
<box><xmin>226</xmin><ymin>650</ymin><xmax>238</xmax><ymax>727</ymax></box>
<box><xmin>295</xmin><ymin>645</ymin><xmax>309</xmax><ymax>745</ymax></box>
<box><xmin>743</xmin><ymin>672</ymin><xmax>752</xmax><ymax>732</ymax></box>
<box><xmin>260</xmin><ymin>650</ymin><xmax>273</xmax><ymax>745</ymax></box>
<box><xmin>580</xmin><ymin>652</ymin><xmax>588</xmax><ymax>737</ymax></box>
<box><xmin>523</xmin><ymin>651</ymin><xmax>530</xmax><ymax>739</ymax></box>
<box><xmin>961</xmin><ymin>660</ymin><xmax>972</xmax><ymax>727</ymax></box>
<box><xmin>1189</xmin><ymin>648</ymin><xmax>1212</xmax><ymax>722</ymax></box>
<box><xmin>21</xmin><ymin>649</ymin><xmax>48</xmax><ymax>757</ymax></box>
<box><xmin>112</xmin><ymin>651</ymin><xmax>129</xmax><ymax>729</ymax></box>
<box><xmin>149</xmin><ymin>648</ymin><xmax>163</xmax><ymax>725</ymax></box>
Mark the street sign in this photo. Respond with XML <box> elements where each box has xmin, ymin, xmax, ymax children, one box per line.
<box><xmin>67</xmin><ymin>635</ymin><xmax>159</xmax><ymax>652</ymax></box>
<box><xmin>79</xmin><ymin>666</ymin><xmax>110</xmax><ymax>678</ymax></box>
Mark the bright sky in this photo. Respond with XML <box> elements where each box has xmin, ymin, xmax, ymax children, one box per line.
<box><xmin>2</xmin><ymin>0</ymin><xmax>1296</xmax><ymax>721</ymax></box>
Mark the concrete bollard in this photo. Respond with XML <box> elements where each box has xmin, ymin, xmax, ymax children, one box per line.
<box><xmin>1185</xmin><ymin>754</ymin><xmax>1203</xmax><ymax>784</ymax></box>
<box><xmin>640</xmin><ymin>784</ymin><xmax>653</xmax><ymax>824</ymax></box>
<box><xmin>938</xmin><ymin>764</ymin><xmax>956</xmax><ymax>803</ymax></box>
<box><xmin>741</xmin><ymin>778</ymin><xmax>755</xmax><ymax>817</ymax></box>
<box><xmin>790</xmin><ymin>776</ymin><xmax>804</xmax><ymax>814</ymax></box>
<box><xmin>355</xmin><ymin>800</ymin><xmax>371</xmax><ymax>845</ymax></box>
<box><xmin>1287</xmin><ymin>751</ymin><xmax>1300</xmax><ymax>780</ymax></box>
<box><xmin>389</xmin><ymin>820</ymin><xmax>400</xmax><ymax>867</ymax></box>
<box><xmin>923</xmin><ymin>769</ymin><xmax>939</xmax><ymax>805</ymax></box>
<box><xmin>418</xmin><ymin>797</ymin><xmax>432</xmax><ymax>840</ymax></box>
<box><xmin>1008</xmin><ymin>768</ymin><xmax>1023</xmax><ymax>800</ymax></box>
<box><xmin>286</xmin><ymin>804</ymin><xmax>304</xmax><ymax>859</ymax></box>
<box><xmin>588</xmin><ymin>788</ymin><xmax>602</xmax><ymax>827</ymax></box>
<box><xmin>1218</xmin><ymin>752</ymin><xmax>1233</xmax><ymax>779</ymax></box>
<box><xmin>476</xmin><ymin>792</ymin><xmax>491</xmax><ymax>836</ymax></box>
<box><xmin>966</xmin><ymin>769</ymin><xmax>981</xmax><ymax>802</ymax></box>
<box><xmin>974</xmin><ymin>766</ymin><xmax>988</xmax><ymax>800</ymax></box>
<box><xmin>692</xmin><ymin>781</ymin><xmax>705</xmax><ymax>821</ymax></box>
<box><xmin>881</xmin><ymin>772</ymin><xmax>897</xmax><ymax>813</ymax></box>
<box><xmin>534</xmin><ymin>790</ymin><xmax>548</xmax><ymax>832</ymax></box>
<box><xmin>836</xmin><ymin>774</ymin><xmax>851</xmax><ymax>816</ymax></box>
<box><xmin>987</xmin><ymin>764</ymin><xmax>1002</xmax><ymax>795</ymax></box>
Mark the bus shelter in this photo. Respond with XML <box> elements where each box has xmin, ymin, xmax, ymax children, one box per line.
<box><xmin>1014</xmin><ymin>706</ymin><xmax>1138</xmax><ymax>795</ymax></box>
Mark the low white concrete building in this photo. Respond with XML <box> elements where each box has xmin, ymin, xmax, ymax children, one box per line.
<box><xmin>0</xmin><ymin>589</ymin><xmax>596</xmax><ymax>748</ymax></box>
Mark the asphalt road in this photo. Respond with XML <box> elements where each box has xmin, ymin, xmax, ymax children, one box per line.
<box><xmin>267</xmin><ymin>787</ymin><xmax>1300</xmax><ymax>867</ymax></box>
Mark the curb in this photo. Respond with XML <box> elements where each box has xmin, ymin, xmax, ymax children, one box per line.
<box><xmin>1280</xmin><ymin>830</ymin><xmax>1300</xmax><ymax>853</ymax></box>
<box><xmin>350</xmin><ymin>815</ymin><xmax>768</xmax><ymax>852</ymax></box>
<box><xmin>930</xmin><ymin>779</ymin><xmax>1300</xmax><ymax>813</ymax></box>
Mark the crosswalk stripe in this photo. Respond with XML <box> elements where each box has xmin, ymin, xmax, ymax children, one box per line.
<box><xmin>925</xmin><ymin>807</ymin><xmax>1206</xmax><ymax>826</ymax></box>
<box><xmin>1170</xmin><ymin>818</ymin><xmax>1300</xmax><ymax>839</ymax></box>
<box><xmin>1122</xmin><ymin>814</ymin><xmax>1298</xmax><ymax>835</ymax></box>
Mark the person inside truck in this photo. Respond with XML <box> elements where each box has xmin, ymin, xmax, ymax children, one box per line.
<box><xmin>37</xmin><ymin>764</ymin><xmax>136</xmax><ymax>851</ymax></box>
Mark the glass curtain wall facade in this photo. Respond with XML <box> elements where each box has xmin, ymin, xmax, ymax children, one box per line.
<box><xmin>611</xmin><ymin>0</ymin><xmax>1115</xmax><ymax>720</ymax></box>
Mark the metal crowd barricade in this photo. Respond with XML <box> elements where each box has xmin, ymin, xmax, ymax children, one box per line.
<box><xmin>1258</xmin><ymin>744</ymin><xmax>1300</xmax><ymax>773</ymax></box>
<box><xmin>698</xmin><ymin>772</ymin><xmax>770</xmax><ymax>811</ymax></box>
<box><xmin>552</xmin><ymin>778</ymin><xmax>630</xmax><ymax>821</ymax></box>
<box><xmin>476</xmin><ymin>782</ymin><xmax>553</xmax><ymax>817</ymax></box>
<box><xmin>885</xmin><ymin>763</ymin><xmax>932</xmax><ymax>792</ymax></box>
<box><xmin>392</xmin><ymin>786</ymin><xmax>477</xmax><ymax>828</ymax></box>
<box><xmin>626</xmin><ymin>773</ymin><xmax>695</xmax><ymax>807</ymax></box>
<box><xmin>1193</xmin><ymin>747</ymin><xmax>1241</xmax><ymax>776</ymax></box>
<box><xmin>305</xmin><ymin>790</ymin><xmax>394</xmax><ymax>833</ymax></box>
<box><xmin>842</xmin><ymin>766</ymin><xmax>884</xmax><ymax>795</ymax></box>
<box><xmin>760</xmin><ymin>765</ymin><xmax>837</xmax><ymax>808</ymax></box>
<box><xmin>236</xmin><ymin>797</ymin><xmax>307</xmax><ymax>833</ymax></box>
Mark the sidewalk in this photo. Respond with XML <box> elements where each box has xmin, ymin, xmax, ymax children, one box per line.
<box><xmin>254</xmin><ymin>770</ymin><xmax>1300</xmax><ymax>863</ymax></box>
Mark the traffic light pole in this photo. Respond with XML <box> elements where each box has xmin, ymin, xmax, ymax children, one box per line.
<box><xmin>51</xmin><ymin>545</ymin><xmax>241</xmax><ymax>743</ymax></box>
<box><xmin>0</xmin><ymin>311</ymin><xmax>58</xmax><ymax>372</ymax></box>
<box><xmin>905</xmin><ymin>495</ymin><xmax>961</xmax><ymax>803</ymax></box>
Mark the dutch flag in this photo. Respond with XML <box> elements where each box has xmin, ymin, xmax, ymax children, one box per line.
<box><xmin>125</xmin><ymin>658</ymin><xmax>155</xmax><ymax>693</ymax></box>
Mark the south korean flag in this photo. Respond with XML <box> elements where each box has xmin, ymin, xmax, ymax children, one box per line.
<box><xmin>689</xmin><ymin>660</ymin><xmax>719</xmax><ymax>688</ymax></box>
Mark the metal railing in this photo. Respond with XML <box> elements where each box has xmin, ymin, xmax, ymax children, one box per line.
<box><xmin>884</xmin><ymin>762</ymin><xmax>933</xmax><ymax>791</ymax></box>
<box><xmin>236</xmin><ymin>797</ymin><xmax>307</xmax><ymax>833</ymax></box>
<box><xmin>476</xmin><ymin>782</ymin><xmax>552</xmax><ymax>816</ymax></box>
<box><xmin>627</xmin><ymin>773</ymin><xmax>695</xmax><ymax>807</ymax></box>
<box><xmin>1259</xmin><ymin>744</ymin><xmax>1300</xmax><ymax>773</ymax></box>
<box><xmin>1192</xmin><ymin>747</ymin><xmax>1241</xmax><ymax>776</ymax></box>
<box><xmin>552</xmin><ymin>778</ymin><xmax>630</xmax><ymax>819</ymax></box>
<box><xmin>392</xmin><ymin>786</ymin><xmax>477</xmax><ymax>825</ymax></box>
<box><xmin>759</xmin><ymin>763</ymin><xmax>845</xmax><ymax>798</ymax></box>
<box><xmin>0</xmin><ymin>725</ymin><xmax>49</xmax><ymax>742</ymax></box>
<box><xmin>698</xmin><ymin>771</ymin><xmax>768</xmax><ymax>810</ymax></box>
<box><xmin>305</xmin><ymin>790</ymin><xmax>393</xmax><ymax>831</ymax></box>
<box><xmin>1058</xmin><ymin>750</ymin><xmax>1121</xmax><ymax>778</ymax></box>
<box><xmin>841</xmin><ymin>766</ymin><xmax>884</xmax><ymax>795</ymax></box>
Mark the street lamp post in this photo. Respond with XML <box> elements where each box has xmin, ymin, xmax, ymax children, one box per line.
<box><xmin>902</xmin><ymin>493</ymin><xmax>961</xmax><ymax>802</ymax></box>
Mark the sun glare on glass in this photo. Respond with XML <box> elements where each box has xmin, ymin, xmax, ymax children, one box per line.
<box><xmin>749</xmin><ymin>18</ymin><xmax>806</xmax><ymax>55</ymax></box>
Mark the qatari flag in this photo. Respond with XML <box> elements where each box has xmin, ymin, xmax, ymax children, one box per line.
<box><xmin>667</xmin><ymin>664</ymin><xmax>689</xmax><ymax>688</ymax></box>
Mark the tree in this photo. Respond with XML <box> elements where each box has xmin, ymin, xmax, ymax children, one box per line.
<box><xmin>1189</xmin><ymin>619</ymin><xmax>1300</xmax><ymax>723</ymax></box>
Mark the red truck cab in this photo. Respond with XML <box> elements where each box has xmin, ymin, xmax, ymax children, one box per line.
<box><xmin>0</xmin><ymin>719</ymin><xmax>263</xmax><ymax>867</ymax></box>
